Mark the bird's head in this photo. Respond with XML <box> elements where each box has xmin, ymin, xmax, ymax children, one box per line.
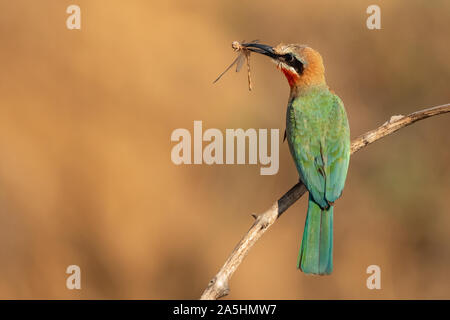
<box><xmin>244</xmin><ymin>43</ymin><xmax>326</xmax><ymax>90</ymax></box>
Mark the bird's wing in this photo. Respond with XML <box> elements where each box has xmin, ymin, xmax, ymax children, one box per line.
<box><xmin>323</xmin><ymin>95</ymin><xmax>350</xmax><ymax>203</ymax></box>
<box><xmin>287</xmin><ymin>97</ymin><xmax>327</xmax><ymax>208</ymax></box>
<box><xmin>287</xmin><ymin>92</ymin><xmax>350</xmax><ymax>208</ymax></box>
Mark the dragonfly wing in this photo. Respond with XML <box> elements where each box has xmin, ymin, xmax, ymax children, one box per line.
<box><xmin>213</xmin><ymin>55</ymin><xmax>240</xmax><ymax>83</ymax></box>
<box><xmin>235</xmin><ymin>54</ymin><xmax>245</xmax><ymax>72</ymax></box>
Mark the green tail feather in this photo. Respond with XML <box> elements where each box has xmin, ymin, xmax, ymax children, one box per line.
<box><xmin>297</xmin><ymin>194</ymin><xmax>333</xmax><ymax>275</ymax></box>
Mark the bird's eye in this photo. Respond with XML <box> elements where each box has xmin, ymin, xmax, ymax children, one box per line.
<box><xmin>283</xmin><ymin>54</ymin><xmax>295</xmax><ymax>62</ymax></box>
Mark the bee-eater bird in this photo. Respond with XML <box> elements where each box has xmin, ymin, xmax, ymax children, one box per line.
<box><xmin>244</xmin><ymin>43</ymin><xmax>350</xmax><ymax>275</ymax></box>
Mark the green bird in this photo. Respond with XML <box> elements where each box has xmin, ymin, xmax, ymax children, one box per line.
<box><xmin>244</xmin><ymin>43</ymin><xmax>350</xmax><ymax>275</ymax></box>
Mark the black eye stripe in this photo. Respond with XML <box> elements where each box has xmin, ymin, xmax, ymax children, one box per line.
<box><xmin>282</xmin><ymin>53</ymin><xmax>304</xmax><ymax>75</ymax></box>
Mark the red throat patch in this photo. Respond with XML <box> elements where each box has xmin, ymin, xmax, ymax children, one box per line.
<box><xmin>280</xmin><ymin>66</ymin><xmax>300</xmax><ymax>88</ymax></box>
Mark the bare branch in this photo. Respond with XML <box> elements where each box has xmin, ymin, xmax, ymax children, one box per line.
<box><xmin>200</xmin><ymin>103</ymin><xmax>450</xmax><ymax>300</ymax></box>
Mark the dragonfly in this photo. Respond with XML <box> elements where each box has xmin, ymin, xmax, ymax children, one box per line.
<box><xmin>213</xmin><ymin>40</ymin><xmax>259</xmax><ymax>91</ymax></box>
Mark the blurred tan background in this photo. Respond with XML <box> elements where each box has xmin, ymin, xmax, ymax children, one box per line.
<box><xmin>0</xmin><ymin>0</ymin><xmax>449</xmax><ymax>299</ymax></box>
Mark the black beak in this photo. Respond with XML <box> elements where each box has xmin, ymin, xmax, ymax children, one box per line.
<box><xmin>241</xmin><ymin>43</ymin><xmax>279</xmax><ymax>59</ymax></box>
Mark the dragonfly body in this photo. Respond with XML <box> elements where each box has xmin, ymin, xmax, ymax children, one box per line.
<box><xmin>213</xmin><ymin>40</ymin><xmax>257</xmax><ymax>90</ymax></box>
